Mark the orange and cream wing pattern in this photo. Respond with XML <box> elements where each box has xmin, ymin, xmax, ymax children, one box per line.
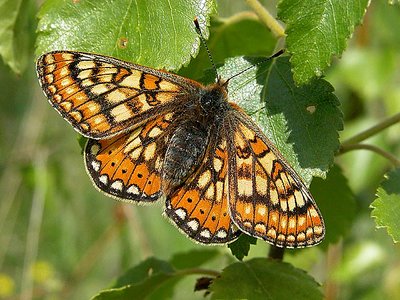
<box><xmin>225</xmin><ymin>107</ymin><xmax>325</xmax><ymax>248</ymax></box>
<box><xmin>165</xmin><ymin>130</ymin><xmax>240</xmax><ymax>244</ymax></box>
<box><xmin>85</xmin><ymin>112</ymin><xmax>176</xmax><ymax>202</ymax></box>
<box><xmin>37</xmin><ymin>49</ymin><xmax>325</xmax><ymax>248</ymax></box>
<box><xmin>36</xmin><ymin>51</ymin><xmax>193</xmax><ymax>139</ymax></box>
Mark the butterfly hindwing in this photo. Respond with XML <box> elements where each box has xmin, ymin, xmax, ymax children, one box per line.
<box><xmin>225</xmin><ymin>105</ymin><xmax>325</xmax><ymax>248</ymax></box>
<box><xmin>36</xmin><ymin>51</ymin><xmax>199</xmax><ymax>139</ymax></box>
<box><xmin>85</xmin><ymin>112</ymin><xmax>176</xmax><ymax>202</ymax></box>
<box><xmin>165</xmin><ymin>127</ymin><xmax>241</xmax><ymax>244</ymax></box>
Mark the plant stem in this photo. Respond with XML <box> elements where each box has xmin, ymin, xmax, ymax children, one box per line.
<box><xmin>268</xmin><ymin>246</ymin><xmax>284</xmax><ymax>260</ymax></box>
<box><xmin>325</xmin><ymin>242</ymin><xmax>343</xmax><ymax>300</ymax></box>
<box><xmin>339</xmin><ymin>143</ymin><xmax>400</xmax><ymax>167</ymax></box>
<box><xmin>341</xmin><ymin>112</ymin><xmax>400</xmax><ymax>146</ymax></box>
<box><xmin>245</xmin><ymin>0</ymin><xmax>286</xmax><ymax>37</ymax></box>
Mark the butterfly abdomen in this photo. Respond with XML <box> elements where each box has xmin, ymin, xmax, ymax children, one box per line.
<box><xmin>162</xmin><ymin>121</ymin><xmax>209</xmax><ymax>191</ymax></box>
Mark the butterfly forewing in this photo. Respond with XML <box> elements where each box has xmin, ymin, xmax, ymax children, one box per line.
<box><xmin>225</xmin><ymin>106</ymin><xmax>325</xmax><ymax>248</ymax></box>
<box><xmin>165</xmin><ymin>127</ymin><xmax>241</xmax><ymax>244</ymax></box>
<box><xmin>36</xmin><ymin>51</ymin><xmax>197</xmax><ymax>139</ymax></box>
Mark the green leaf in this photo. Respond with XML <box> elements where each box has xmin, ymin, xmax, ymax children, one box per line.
<box><xmin>170</xmin><ymin>249</ymin><xmax>219</xmax><ymax>269</ymax></box>
<box><xmin>371</xmin><ymin>168</ymin><xmax>400</xmax><ymax>243</ymax></box>
<box><xmin>147</xmin><ymin>249</ymin><xmax>219</xmax><ymax>299</ymax></box>
<box><xmin>210</xmin><ymin>258</ymin><xmax>323</xmax><ymax>300</ymax></box>
<box><xmin>218</xmin><ymin>56</ymin><xmax>342</xmax><ymax>183</ymax></box>
<box><xmin>36</xmin><ymin>0</ymin><xmax>215</xmax><ymax>69</ymax></box>
<box><xmin>179</xmin><ymin>13</ymin><xmax>276</xmax><ymax>80</ymax></box>
<box><xmin>92</xmin><ymin>257</ymin><xmax>176</xmax><ymax>300</ymax></box>
<box><xmin>227</xmin><ymin>234</ymin><xmax>257</xmax><ymax>261</ymax></box>
<box><xmin>0</xmin><ymin>0</ymin><xmax>36</xmax><ymax>74</ymax></box>
<box><xmin>278</xmin><ymin>0</ymin><xmax>370</xmax><ymax>84</ymax></box>
<box><xmin>92</xmin><ymin>250</ymin><xmax>221</xmax><ymax>300</ymax></box>
<box><xmin>112</xmin><ymin>257</ymin><xmax>174</xmax><ymax>288</ymax></box>
<box><xmin>311</xmin><ymin>164</ymin><xmax>356</xmax><ymax>248</ymax></box>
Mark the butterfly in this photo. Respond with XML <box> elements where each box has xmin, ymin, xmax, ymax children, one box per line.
<box><xmin>36</xmin><ymin>50</ymin><xmax>325</xmax><ymax>248</ymax></box>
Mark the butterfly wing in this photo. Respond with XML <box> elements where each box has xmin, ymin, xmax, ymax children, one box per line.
<box><xmin>85</xmin><ymin>112</ymin><xmax>177</xmax><ymax>202</ymax></box>
<box><xmin>225</xmin><ymin>104</ymin><xmax>325</xmax><ymax>248</ymax></box>
<box><xmin>165</xmin><ymin>126</ymin><xmax>241</xmax><ymax>244</ymax></box>
<box><xmin>37</xmin><ymin>51</ymin><xmax>200</xmax><ymax>139</ymax></box>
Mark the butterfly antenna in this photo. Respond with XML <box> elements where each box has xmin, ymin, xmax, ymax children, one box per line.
<box><xmin>194</xmin><ymin>17</ymin><xmax>219</xmax><ymax>81</ymax></box>
<box><xmin>223</xmin><ymin>49</ymin><xmax>285</xmax><ymax>86</ymax></box>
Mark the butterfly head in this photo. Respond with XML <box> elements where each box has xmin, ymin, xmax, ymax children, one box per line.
<box><xmin>199</xmin><ymin>81</ymin><xmax>229</xmax><ymax>115</ymax></box>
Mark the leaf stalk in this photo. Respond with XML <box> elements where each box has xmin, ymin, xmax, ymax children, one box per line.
<box><xmin>341</xmin><ymin>112</ymin><xmax>400</xmax><ymax>146</ymax></box>
<box><xmin>245</xmin><ymin>0</ymin><xmax>286</xmax><ymax>38</ymax></box>
<box><xmin>338</xmin><ymin>143</ymin><xmax>400</xmax><ymax>167</ymax></box>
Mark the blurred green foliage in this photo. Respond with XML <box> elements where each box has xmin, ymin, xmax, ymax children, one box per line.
<box><xmin>1</xmin><ymin>0</ymin><xmax>400</xmax><ymax>299</ymax></box>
